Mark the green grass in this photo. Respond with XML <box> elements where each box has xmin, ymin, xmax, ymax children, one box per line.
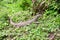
<box><xmin>0</xmin><ymin>0</ymin><xmax>60</xmax><ymax>40</ymax></box>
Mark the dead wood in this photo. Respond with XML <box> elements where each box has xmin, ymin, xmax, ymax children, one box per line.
<box><xmin>48</xmin><ymin>32</ymin><xmax>55</xmax><ymax>40</ymax></box>
<box><xmin>9</xmin><ymin>14</ymin><xmax>42</xmax><ymax>27</ymax></box>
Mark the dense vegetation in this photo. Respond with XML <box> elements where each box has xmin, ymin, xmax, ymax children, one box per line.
<box><xmin>0</xmin><ymin>0</ymin><xmax>60</xmax><ymax>40</ymax></box>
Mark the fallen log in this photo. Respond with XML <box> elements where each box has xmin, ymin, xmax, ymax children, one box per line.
<box><xmin>9</xmin><ymin>14</ymin><xmax>42</xmax><ymax>27</ymax></box>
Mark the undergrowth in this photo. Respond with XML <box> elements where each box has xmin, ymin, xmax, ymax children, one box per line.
<box><xmin>0</xmin><ymin>0</ymin><xmax>60</xmax><ymax>40</ymax></box>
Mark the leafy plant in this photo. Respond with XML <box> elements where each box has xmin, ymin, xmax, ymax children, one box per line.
<box><xmin>0</xmin><ymin>0</ymin><xmax>60</xmax><ymax>40</ymax></box>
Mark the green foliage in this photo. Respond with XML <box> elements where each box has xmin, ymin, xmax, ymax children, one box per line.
<box><xmin>0</xmin><ymin>0</ymin><xmax>60</xmax><ymax>40</ymax></box>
